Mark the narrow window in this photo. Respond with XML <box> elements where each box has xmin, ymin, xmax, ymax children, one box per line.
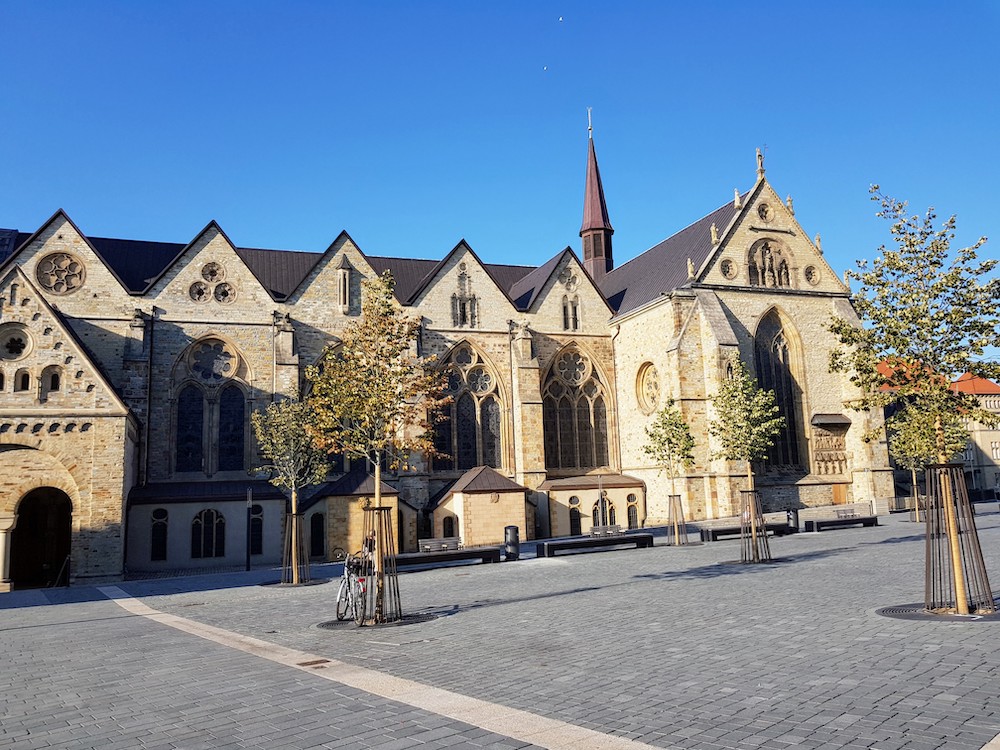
<box><xmin>151</xmin><ymin>508</ymin><xmax>168</xmax><ymax>561</ymax></box>
<box><xmin>175</xmin><ymin>386</ymin><xmax>204</xmax><ymax>472</ymax></box>
<box><xmin>627</xmin><ymin>504</ymin><xmax>639</xmax><ymax>530</ymax></box>
<box><xmin>49</xmin><ymin>372</ymin><xmax>60</xmax><ymax>391</ymax></box>
<box><xmin>480</xmin><ymin>396</ymin><xmax>501</xmax><ymax>468</ymax></box>
<box><xmin>569</xmin><ymin>507</ymin><xmax>582</xmax><ymax>536</ymax></box>
<box><xmin>0</xmin><ymin>372</ymin><xmax>5</xmax><ymax>390</ymax></box>
<box><xmin>562</xmin><ymin>297</ymin><xmax>570</xmax><ymax>330</ymax></box>
<box><xmin>191</xmin><ymin>509</ymin><xmax>226</xmax><ymax>558</ymax></box>
<box><xmin>250</xmin><ymin>504</ymin><xmax>263</xmax><ymax>555</ymax></box>
<box><xmin>443</xmin><ymin>516</ymin><xmax>456</xmax><ymax>538</ymax></box>
<box><xmin>218</xmin><ymin>385</ymin><xmax>246</xmax><ymax>471</ymax></box>
<box><xmin>456</xmin><ymin>393</ymin><xmax>477</xmax><ymax>470</ymax></box>
<box><xmin>15</xmin><ymin>370</ymin><xmax>30</xmax><ymax>392</ymax></box>
<box><xmin>310</xmin><ymin>513</ymin><xmax>325</xmax><ymax>558</ymax></box>
<box><xmin>571</xmin><ymin>297</ymin><xmax>580</xmax><ymax>330</ymax></box>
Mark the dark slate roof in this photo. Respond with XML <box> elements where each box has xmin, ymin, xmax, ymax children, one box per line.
<box><xmin>88</xmin><ymin>236</ymin><xmax>185</xmax><ymax>293</ymax></box>
<box><xmin>235</xmin><ymin>246</ymin><xmax>323</xmax><ymax>300</ymax></box>
<box><xmin>368</xmin><ymin>253</ymin><xmax>535</xmax><ymax>306</ymax></box>
<box><xmin>128</xmin><ymin>479</ymin><xmax>287</xmax><ymax>505</ymax></box>
<box><xmin>508</xmin><ymin>249</ymin><xmax>570</xmax><ymax>310</ymax></box>
<box><xmin>0</xmin><ymin>229</ymin><xmax>30</xmax><ymax>264</ymax></box>
<box><xmin>300</xmin><ymin>464</ymin><xmax>398</xmax><ymax>512</ymax></box>
<box><xmin>599</xmin><ymin>194</ymin><xmax>748</xmax><ymax>316</ymax></box>
<box><xmin>581</xmin><ymin>137</ymin><xmax>613</xmax><ymax>233</ymax></box>
<box><xmin>449</xmin><ymin>466</ymin><xmax>528</xmax><ymax>495</ymax></box>
<box><xmin>537</xmin><ymin>473</ymin><xmax>645</xmax><ymax>491</ymax></box>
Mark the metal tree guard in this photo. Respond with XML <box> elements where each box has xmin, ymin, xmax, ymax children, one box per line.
<box><xmin>666</xmin><ymin>495</ymin><xmax>689</xmax><ymax>546</ymax></box>
<box><xmin>281</xmin><ymin>513</ymin><xmax>310</xmax><ymax>584</ymax></box>
<box><xmin>739</xmin><ymin>490</ymin><xmax>771</xmax><ymax>563</ymax></box>
<box><xmin>924</xmin><ymin>464</ymin><xmax>995</xmax><ymax>614</ymax></box>
<box><xmin>356</xmin><ymin>506</ymin><xmax>402</xmax><ymax>625</ymax></box>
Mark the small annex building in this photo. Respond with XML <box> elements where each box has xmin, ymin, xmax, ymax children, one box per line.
<box><xmin>429</xmin><ymin>466</ymin><xmax>534</xmax><ymax>547</ymax></box>
<box><xmin>540</xmin><ymin>474</ymin><xmax>646</xmax><ymax>537</ymax></box>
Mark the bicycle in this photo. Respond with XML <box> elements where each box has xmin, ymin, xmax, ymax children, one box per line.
<box><xmin>335</xmin><ymin>553</ymin><xmax>369</xmax><ymax>625</ymax></box>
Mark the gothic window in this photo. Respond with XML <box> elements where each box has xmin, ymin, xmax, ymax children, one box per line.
<box><xmin>569</xmin><ymin>507</ymin><xmax>582</xmax><ymax>536</ymax></box>
<box><xmin>450</xmin><ymin>263</ymin><xmax>479</xmax><ymax>328</ymax></box>
<box><xmin>310</xmin><ymin>512</ymin><xmax>325</xmax><ymax>558</ymax></box>
<box><xmin>250</xmin><ymin>504</ymin><xmax>264</xmax><ymax>555</ymax></box>
<box><xmin>562</xmin><ymin>296</ymin><xmax>580</xmax><ymax>331</ymax></box>
<box><xmin>542</xmin><ymin>349</ymin><xmax>610</xmax><ymax>470</ymax></box>
<box><xmin>175</xmin><ymin>385</ymin><xmax>205</xmax><ymax>472</ymax></box>
<box><xmin>593</xmin><ymin>497</ymin><xmax>616</xmax><ymax>527</ymax></box>
<box><xmin>191</xmin><ymin>509</ymin><xmax>225</xmax><ymax>558</ymax></box>
<box><xmin>747</xmin><ymin>240</ymin><xmax>791</xmax><ymax>288</ymax></box>
<box><xmin>433</xmin><ymin>345</ymin><xmax>504</xmax><ymax>471</ymax></box>
<box><xmin>151</xmin><ymin>508</ymin><xmax>168</xmax><ymax>561</ymax></box>
<box><xmin>754</xmin><ymin>311</ymin><xmax>803</xmax><ymax>468</ymax></box>
<box><xmin>627</xmin><ymin>496</ymin><xmax>639</xmax><ymax>530</ymax></box>
<box><xmin>217</xmin><ymin>385</ymin><xmax>246</xmax><ymax>472</ymax></box>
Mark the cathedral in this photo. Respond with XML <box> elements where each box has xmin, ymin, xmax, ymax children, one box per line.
<box><xmin>0</xmin><ymin>136</ymin><xmax>894</xmax><ymax>589</ymax></box>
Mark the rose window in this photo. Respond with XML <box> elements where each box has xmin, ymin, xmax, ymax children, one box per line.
<box><xmin>0</xmin><ymin>326</ymin><xmax>31</xmax><ymax>361</ymax></box>
<box><xmin>637</xmin><ymin>363</ymin><xmax>660</xmax><ymax>414</ymax></box>
<box><xmin>214</xmin><ymin>283</ymin><xmax>236</xmax><ymax>303</ymax></box>
<box><xmin>189</xmin><ymin>282</ymin><xmax>210</xmax><ymax>302</ymax></box>
<box><xmin>189</xmin><ymin>340</ymin><xmax>238</xmax><ymax>382</ymax></box>
<box><xmin>202</xmin><ymin>263</ymin><xmax>224</xmax><ymax>283</ymax></box>
<box><xmin>556</xmin><ymin>352</ymin><xmax>588</xmax><ymax>385</ymax></box>
<box><xmin>36</xmin><ymin>253</ymin><xmax>86</xmax><ymax>295</ymax></box>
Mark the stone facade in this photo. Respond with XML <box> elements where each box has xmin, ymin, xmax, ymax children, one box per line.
<box><xmin>0</xmin><ymin>152</ymin><xmax>894</xmax><ymax>589</ymax></box>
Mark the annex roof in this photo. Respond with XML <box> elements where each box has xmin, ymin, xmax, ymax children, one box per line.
<box><xmin>128</xmin><ymin>479</ymin><xmax>287</xmax><ymax>505</ymax></box>
<box><xmin>537</xmin><ymin>473</ymin><xmax>645</xmax><ymax>491</ymax></box>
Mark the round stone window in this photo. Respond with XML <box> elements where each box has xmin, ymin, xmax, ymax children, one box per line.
<box><xmin>0</xmin><ymin>325</ymin><xmax>32</xmax><ymax>361</ymax></box>
<box><xmin>36</xmin><ymin>252</ymin><xmax>86</xmax><ymax>295</ymax></box>
<box><xmin>188</xmin><ymin>339</ymin><xmax>239</xmax><ymax>382</ymax></box>
<box><xmin>757</xmin><ymin>203</ymin><xmax>774</xmax><ymax>222</ymax></box>
<box><xmin>636</xmin><ymin>362</ymin><xmax>660</xmax><ymax>414</ymax></box>
<box><xmin>189</xmin><ymin>282</ymin><xmax>210</xmax><ymax>302</ymax></box>
<box><xmin>804</xmin><ymin>265</ymin><xmax>820</xmax><ymax>286</ymax></box>
<box><xmin>213</xmin><ymin>282</ymin><xmax>236</xmax><ymax>304</ymax></box>
<box><xmin>720</xmin><ymin>259</ymin><xmax>737</xmax><ymax>279</ymax></box>
<box><xmin>201</xmin><ymin>262</ymin><xmax>225</xmax><ymax>283</ymax></box>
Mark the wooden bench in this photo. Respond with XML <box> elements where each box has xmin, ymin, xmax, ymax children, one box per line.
<box><xmin>535</xmin><ymin>533</ymin><xmax>654</xmax><ymax>558</ymax></box>
<box><xmin>804</xmin><ymin>510</ymin><xmax>878</xmax><ymax>532</ymax></box>
<box><xmin>418</xmin><ymin>537</ymin><xmax>462</xmax><ymax>552</ymax></box>
<box><xmin>699</xmin><ymin>522</ymin><xmax>793</xmax><ymax>542</ymax></box>
<box><xmin>393</xmin><ymin>546</ymin><xmax>501</xmax><ymax>567</ymax></box>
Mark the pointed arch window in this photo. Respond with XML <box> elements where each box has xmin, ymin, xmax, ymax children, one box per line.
<box><xmin>176</xmin><ymin>385</ymin><xmax>205</xmax><ymax>472</ymax></box>
<box><xmin>151</xmin><ymin>508</ymin><xmax>168</xmax><ymax>561</ymax></box>
<box><xmin>754</xmin><ymin>311</ymin><xmax>803</xmax><ymax>468</ymax></box>
<box><xmin>191</xmin><ymin>509</ymin><xmax>225</xmax><ymax>558</ymax></box>
<box><xmin>433</xmin><ymin>345</ymin><xmax>504</xmax><ymax>471</ymax></box>
<box><xmin>542</xmin><ymin>350</ymin><xmax>610</xmax><ymax>470</ymax></box>
<box><xmin>218</xmin><ymin>385</ymin><xmax>246</xmax><ymax>472</ymax></box>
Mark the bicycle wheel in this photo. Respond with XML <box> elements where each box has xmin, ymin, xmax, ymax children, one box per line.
<box><xmin>335</xmin><ymin>577</ymin><xmax>350</xmax><ymax>621</ymax></box>
<box><xmin>353</xmin><ymin>577</ymin><xmax>367</xmax><ymax>626</ymax></box>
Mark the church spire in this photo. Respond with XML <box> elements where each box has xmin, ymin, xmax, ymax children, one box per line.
<box><xmin>580</xmin><ymin>109</ymin><xmax>614</xmax><ymax>282</ymax></box>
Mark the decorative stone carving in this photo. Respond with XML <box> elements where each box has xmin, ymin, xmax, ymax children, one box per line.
<box><xmin>188</xmin><ymin>339</ymin><xmax>239</xmax><ymax>382</ymax></box>
<box><xmin>189</xmin><ymin>282</ymin><xmax>210</xmax><ymax>302</ymax></box>
<box><xmin>36</xmin><ymin>253</ymin><xmax>85</xmax><ymax>294</ymax></box>
<box><xmin>636</xmin><ymin>362</ymin><xmax>660</xmax><ymax>414</ymax></box>
<box><xmin>213</xmin><ymin>282</ymin><xmax>236</xmax><ymax>304</ymax></box>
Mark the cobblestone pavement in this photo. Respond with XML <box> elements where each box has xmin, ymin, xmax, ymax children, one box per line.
<box><xmin>3</xmin><ymin>512</ymin><xmax>1000</xmax><ymax>749</ymax></box>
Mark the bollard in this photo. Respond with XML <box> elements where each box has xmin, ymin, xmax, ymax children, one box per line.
<box><xmin>504</xmin><ymin>525</ymin><xmax>520</xmax><ymax>561</ymax></box>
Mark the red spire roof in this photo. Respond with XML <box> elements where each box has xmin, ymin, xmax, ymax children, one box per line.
<box><xmin>951</xmin><ymin>372</ymin><xmax>1000</xmax><ymax>395</ymax></box>
<box><xmin>580</xmin><ymin>136</ymin><xmax>613</xmax><ymax>235</ymax></box>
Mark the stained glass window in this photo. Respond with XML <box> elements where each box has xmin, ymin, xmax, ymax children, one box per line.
<box><xmin>433</xmin><ymin>345</ymin><xmax>504</xmax><ymax>472</ymax></box>
<box><xmin>480</xmin><ymin>396</ymin><xmax>501</xmax><ymax>468</ymax></box>
<box><xmin>176</xmin><ymin>386</ymin><xmax>204</xmax><ymax>472</ymax></box>
<box><xmin>456</xmin><ymin>393</ymin><xmax>477</xmax><ymax>470</ymax></box>
<box><xmin>542</xmin><ymin>349</ymin><xmax>611</xmax><ymax>470</ymax></box>
<box><xmin>191</xmin><ymin>509</ymin><xmax>225</xmax><ymax>558</ymax></box>
<box><xmin>755</xmin><ymin>311</ymin><xmax>803</xmax><ymax>468</ymax></box>
<box><xmin>217</xmin><ymin>385</ymin><xmax>245</xmax><ymax>471</ymax></box>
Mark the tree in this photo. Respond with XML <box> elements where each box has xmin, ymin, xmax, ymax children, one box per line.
<box><xmin>708</xmin><ymin>357</ymin><xmax>785</xmax><ymax>490</ymax></box>
<box><xmin>251</xmin><ymin>398</ymin><xmax>331</xmax><ymax>585</ymax></box>
<box><xmin>886</xmin><ymin>406</ymin><xmax>968</xmax><ymax>520</ymax></box>
<box><xmin>643</xmin><ymin>399</ymin><xmax>696</xmax><ymax>543</ymax></box>
<box><xmin>643</xmin><ymin>399</ymin><xmax>696</xmax><ymax>497</ymax></box>
<box><xmin>306</xmin><ymin>271</ymin><xmax>448</xmax><ymax>620</ymax></box>
<box><xmin>829</xmin><ymin>186</ymin><xmax>1000</xmax><ymax>614</ymax></box>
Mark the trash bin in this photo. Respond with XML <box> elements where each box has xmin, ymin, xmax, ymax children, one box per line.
<box><xmin>504</xmin><ymin>525</ymin><xmax>520</xmax><ymax>561</ymax></box>
<box><xmin>786</xmin><ymin>508</ymin><xmax>800</xmax><ymax>533</ymax></box>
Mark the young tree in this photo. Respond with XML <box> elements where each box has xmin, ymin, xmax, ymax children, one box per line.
<box><xmin>251</xmin><ymin>398</ymin><xmax>331</xmax><ymax>585</ymax></box>
<box><xmin>708</xmin><ymin>357</ymin><xmax>786</xmax><ymax>491</ymax></box>
<box><xmin>643</xmin><ymin>399</ymin><xmax>696</xmax><ymax>543</ymax></box>
<box><xmin>829</xmin><ymin>186</ymin><xmax>1000</xmax><ymax>613</ymax></box>
<box><xmin>886</xmin><ymin>406</ymin><xmax>968</xmax><ymax>520</ymax></box>
<box><xmin>306</xmin><ymin>271</ymin><xmax>448</xmax><ymax>620</ymax></box>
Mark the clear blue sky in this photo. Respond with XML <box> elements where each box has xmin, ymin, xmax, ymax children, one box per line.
<box><xmin>3</xmin><ymin>3</ymin><xmax>998</xmax><ymax>306</ymax></box>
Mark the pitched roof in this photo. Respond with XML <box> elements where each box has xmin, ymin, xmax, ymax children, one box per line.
<box><xmin>537</xmin><ymin>473</ymin><xmax>645</xmax><ymax>491</ymax></box>
<box><xmin>599</xmin><ymin>196</ymin><xmax>745</xmax><ymax>316</ymax></box>
<box><xmin>581</xmin><ymin>136</ymin><xmax>613</xmax><ymax>234</ymax></box>
<box><xmin>427</xmin><ymin>466</ymin><xmax>528</xmax><ymax>511</ymax></box>
<box><xmin>0</xmin><ymin>229</ymin><xmax>30</xmax><ymax>264</ymax></box>
<box><xmin>951</xmin><ymin>372</ymin><xmax>1000</xmax><ymax>395</ymax></box>
<box><xmin>508</xmin><ymin>248</ymin><xmax>572</xmax><ymax>310</ymax></box>
<box><xmin>235</xmin><ymin>246</ymin><xmax>324</xmax><ymax>300</ymax></box>
<box><xmin>88</xmin><ymin>236</ymin><xmax>186</xmax><ymax>293</ymax></box>
<box><xmin>128</xmin><ymin>479</ymin><xmax>287</xmax><ymax>505</ymax></box>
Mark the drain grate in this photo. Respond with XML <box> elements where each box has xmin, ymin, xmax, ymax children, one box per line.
<box><xmin>876</xmin><ymin>602</ymin><xmax>1000</xmax><ymax>622</ymax></box>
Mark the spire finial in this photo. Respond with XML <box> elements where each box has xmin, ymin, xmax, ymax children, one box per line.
<box><xmin>587</xmin><ymin>107</ymin><xmax>593</xmax><ymax>139</ymax></box>
<box><xmin>756</xmin><ymin>147</ymin><xmax>765</xmax><ymax>178</ymax></box>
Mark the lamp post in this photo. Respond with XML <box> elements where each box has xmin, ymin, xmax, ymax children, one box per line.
<box><xmin>245</xmin><ymin>488</ymin><xmax>252</xmax><ymax>572</ymax></box>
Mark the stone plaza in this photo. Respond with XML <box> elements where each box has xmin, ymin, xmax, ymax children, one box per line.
<box><xmin>2</xmin><ymin>512</ymin><xmax>1000</xmax><ymax>750</ymax></box>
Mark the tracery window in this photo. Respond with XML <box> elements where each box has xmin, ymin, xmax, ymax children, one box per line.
<box><xmin>592</xmin><ymin>496</ymin><xmax>616</xmax><ymax>527</ymax></box>
<box><xmin>175</xmin><ymin>385</ymin><xmax>205</xmax><ymax>472</ymax></box>
<box><xmin>450</xmin><ymin>263</ymin><xmax>478</xmax><ymax>328</ymax></box>
<box><xmin>747</xmin><ymin>240</ymin><xmax>791</xmax><ymax>288</ymax></box>
<box><xmin>433</xmin><ymin>345</ymin><xmax>503</xmax><ymax>471</ymax></box>
<box><xmin>542</xmin><ymin>349</ymin><xmax>610</xmax><ymax>470</ymax></box>
<box><xmin>151</xmin><ymin>508</ymin><xmax>168</xmax><ymax>561</ymax></box>
<box><xmin>191</xmin><ymin>509</ymin><xmax>225</xmax><ymax>559</ymax></box>
<box><xmin>754</xmin><ymin>311</ymin><xmax>803</xmax><ymax>468</ymax></box>
<box><xmin>217</xmin><ymin>385</ymin><xmax>246</xmax><ymax>471</ymax></box>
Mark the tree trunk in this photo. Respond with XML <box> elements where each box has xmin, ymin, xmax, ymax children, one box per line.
<box><xmin>911</xmin><ymin>467</ymin><xmax>920</xmax><ymax>522</ymax></box>
<box><xmin>290</xmin><ymin>485</ymin><xmax>300</xmax><ymax>586</ymax></box>
<box><xmin>746</xmin><ymin>463</ymin><xmax>758</xmax><ymax>558</ymax></box>
<box><xmin>936</xmin><ymin>414</ymin><xmax>969</xmax><ymax>614</ymax></box>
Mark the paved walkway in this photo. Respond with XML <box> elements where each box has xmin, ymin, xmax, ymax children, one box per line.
<box><xmin>3</xmin><ymin>513</ymin><xmax>1000</xmax><ymax>749</ymax></box>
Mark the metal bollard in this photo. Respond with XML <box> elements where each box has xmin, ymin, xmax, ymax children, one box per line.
<box><xmin>504</xmin><ymin>525</ymin><xmax>520</xmax><ymax>561</ymax></box>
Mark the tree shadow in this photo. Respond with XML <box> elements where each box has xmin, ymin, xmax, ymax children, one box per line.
<box><xmin>631</xmin><ymin>546</ymin><xmax>851</xmax><ymax>581</ymax></box>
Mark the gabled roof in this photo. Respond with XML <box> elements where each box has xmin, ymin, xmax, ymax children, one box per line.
<box><xmin>0</xmin><ymin>229</ymin><xmax>30</xmax><ymax>264</ymax></box>
<box><xmin>600</xmin><ymin>195</ymin><xmax>747</xmax><ymax>316</ymax></box>
<box><xmin>235</xmin><ymin>246</ymin><xmax>325</xmax><ymax>300</ymax></box>
<box><xmin>428</xmin><ymin>466</ymin><xmax>528</xmax><ymax>511</ymax></box>
<box><xmin>951</xmin><ymin>373</ymin><xmax>1000</xmax><ymax>395</ymax></box>
<box><xmin>88</xmin><ymin>236</ymin><xmax>186</xmax><ymax>292</ymax></box>
<box><xmin>508</xmin><ymin>248</ymin><xmax>573</xmax><ymax>310</ymax></box>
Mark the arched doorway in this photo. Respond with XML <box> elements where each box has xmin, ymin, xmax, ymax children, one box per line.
<box><xmin>10</xmin><ymin>488</ymin><xmax>72</xmax><ymax>589</ymax></box>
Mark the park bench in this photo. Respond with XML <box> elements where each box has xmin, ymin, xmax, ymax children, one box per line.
<box><xmin>804</xmin><ymin>508</ymin><xmax>878</xmax><ymax>532</ymax></box>
<box><xmin>590</xmin><ymin>524</ymin><xmax>623</xmax><ymax>537</ymax></box>
<box><xmin>394</xmin><ymin>545</ymin><xmax>501</xmax><ymax>568</ymax></box>
<box><xmin>418</xmin><ymin>537</ymin><xmax>462</xmax><ymax>552</ymax></box>
<box><xmin>535</xmin><ymin>532</ymin><xmax>654</xmax><ymax>558</ymax></box>
<box><xmin>698</xmin><ymin>522</ymin><xmax>793</xmax><ymax>543</ymax></box>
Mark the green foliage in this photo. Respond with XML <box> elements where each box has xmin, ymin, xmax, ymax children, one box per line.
<box><xmin>643</xmin><ymin>399</ymin><xmax>695</xmax><ymax>492</ymax></box>
<box><xmin>251</xmin><ymin>398</ymin><xmax>330</xmax><ymax>497</ymax></box>
<box><xmin>887</xmin><ymin>406</ymin><xmax>968</xmax><ymax>472</ymax></box>
<box><xmin>708</xmin><ymin>358</ymin><xmax>785</xmax><ymax>468</ymax></box>
<box><xmin>306</xmin><ymin>271</ymin><xmax>448</xmax><ymax>473</ymax></box>
<box><xmin>829</xmin><ymin>187</ymin><xmax>1000</xmax><ymax>453</ymax></box>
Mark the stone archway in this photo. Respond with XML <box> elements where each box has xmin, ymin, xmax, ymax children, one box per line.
<box><xmin>9</xmin><ymin>488</ymin><xmax>72</xmax><ymax>589</ymax></box>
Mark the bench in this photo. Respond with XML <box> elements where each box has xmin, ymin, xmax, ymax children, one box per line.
<box><xmin>804</xmin><ymin>510</ymin><xmax>878</xmax><ymax>532</ymax></box>
<box><xmin>418</xmin><ymin>537</ymin><xmax>461</xmax><ymax>552</ymax></box>
<box><xmin>590</xmin><ymin>525</ymin><xmax>624</xmax><ymax>537</ymax></box>
<box><xmin>699</xmin><ymin>522</ymin><xmax>793</xmax><ymax>542</ymax></box>
<box><xmin>535</xmin><ymin>533</ymin><xmax>654</xmax><ymax>558</ymax></box>
<box><xmin>393</xmin><ymin>546</ymin><xmax>501</xmax><ymax>567</ymax></box>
